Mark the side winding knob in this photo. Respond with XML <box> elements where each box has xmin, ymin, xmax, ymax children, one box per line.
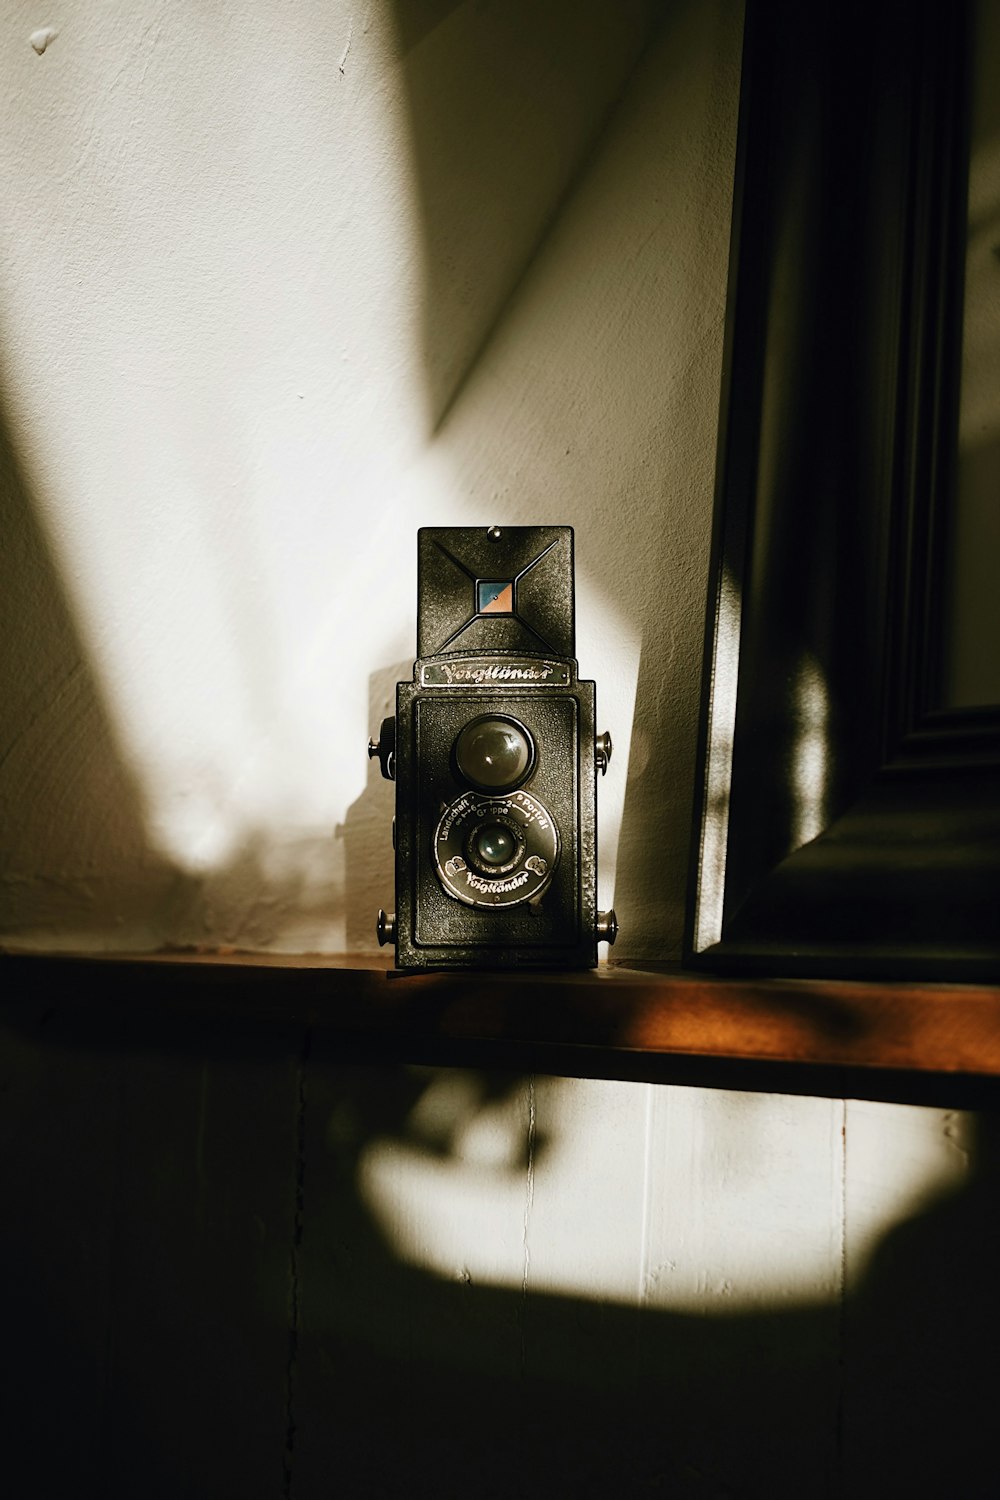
<box><xmin>368</xmin><ymin>716</ymin><xmax>396</xmax><ymax>780</ymax></box>
<box><xmin>595</xmin><ymin>731</ymin><xmax>612</xmax><ymax>775</ymax></box>
<box><xmin>596</xmin><ymin>909</ymin><xmax>618</xmax><ymax>945</ymax></box>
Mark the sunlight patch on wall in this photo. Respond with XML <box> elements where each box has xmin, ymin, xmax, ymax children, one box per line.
<box><xmin>356</xmin><ymin>1073</ymin><xmax>974</xmax><ymax>1313</ymax></box>
<box><xmin>692</xmin><ymin>563</ymin><xmax>741</xmax><ymax>951</ymax></box>
<box><xmin>0</xmin><ymin>4</ymin><xmax>429</xmax><ymax>899</ymax></box>
<box><xmin>790</xmin><ymin>652</ymin><xmax>830</xmax><ymax>849</ymax></box>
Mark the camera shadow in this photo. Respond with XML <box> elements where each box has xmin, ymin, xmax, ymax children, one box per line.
<box><xmin>336</xmin><ymin>661</ymin><xmax>411</xmax><ymax>953</ymax></box>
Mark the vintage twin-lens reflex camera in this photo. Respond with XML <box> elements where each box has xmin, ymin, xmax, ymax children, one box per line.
<box><xmin>370</xmin><ymin>525</ymin><xmax>617</xmax><ymax>969</ymax></box>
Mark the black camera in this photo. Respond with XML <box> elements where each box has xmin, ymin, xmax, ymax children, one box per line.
<box><xmin>370</xmin><ymin>525</ymin><xmax>617</xmax><ymax>969</ymax></box>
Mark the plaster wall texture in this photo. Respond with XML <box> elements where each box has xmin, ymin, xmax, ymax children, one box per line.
<box><xmin>0</xmin><ymin>0</ymin><xmax>661</xmax><ymax>954</ymax></box>
<box><xmin>0</xmin><ymin>0</ymin><xmax>730</xmax><ymax>963</ymax></box>
<box><xmin>0</xmin><ymin>6</ymin><xmax>988</xmax><ymax>1490</ymax></box>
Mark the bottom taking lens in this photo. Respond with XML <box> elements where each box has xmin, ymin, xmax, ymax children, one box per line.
<box><xmin>473</xmin><ymin>823</ymin><xmax>517</xmax><ymax>867</ymax></box>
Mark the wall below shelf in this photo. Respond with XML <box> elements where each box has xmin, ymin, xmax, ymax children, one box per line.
<box><xmin>4</xmin><ymin>950</ymin><xmax>999</xmax><ymax>1106</ymax></box>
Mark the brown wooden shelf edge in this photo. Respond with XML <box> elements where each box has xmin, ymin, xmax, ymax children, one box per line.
<box><xmin>3</xmin><ymin>949</ymin><xmax>1000</xmax><ymax>1106</ymax></box>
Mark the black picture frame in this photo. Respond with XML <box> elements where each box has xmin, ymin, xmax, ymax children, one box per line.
<box><xmin>686</xmin><ymin>0</ymin><xmax>1000</xmax><ymax>981</ymax></box>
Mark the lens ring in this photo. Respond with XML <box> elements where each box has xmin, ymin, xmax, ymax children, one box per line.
<box><xmin>453</xmin><ymin>715</ymin><xmax>535</xmax><ymax>792</ymax></box>
<box><xmin>433</xmin><ymin>788</ymin><xmax>559</xmax><ymax>909</ymax></box>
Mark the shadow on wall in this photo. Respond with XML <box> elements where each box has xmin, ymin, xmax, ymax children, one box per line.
<box><xmin>387</xmin><ymin>0</ymin><xmax>662</xmax><ymax>428</ymax></box>
<box><xmin>296</xmin><ymin>1059</ymin><xmax>1000</xmax><ymax>1500</ymax></box>
<box><xmin>386</xmin><ymin>0</ymin><xmax>745</xmax><ymax>957</ymax></box>
<box><xmin>1</xmin><ymin>995</ymin><xmax>999</xmax><ymax>1499</ymax></box>
<box><xmin>0</xmin><ymin>395</ymin><xmax>347</xmax><ymax>953</ymax></box>
<box><xmin>336</xmin><ymin>661</ymin><xmax>408</xmax><ymax>950</ymax></box>
<box><xmin>0</xmin><ymin>400</ymin><xmax>170</xmax><ymax>945</ymax></box>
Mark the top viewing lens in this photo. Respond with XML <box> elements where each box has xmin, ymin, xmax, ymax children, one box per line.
<box><xmin>454</xmin><ymin>716</ymin><xmax>533</xmax><ymax>791</ymax></box>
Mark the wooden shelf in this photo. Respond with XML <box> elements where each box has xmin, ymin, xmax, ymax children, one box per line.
<box><xmin>4</xmin><ymin>950</ymin><xmax>1000</xmax><ymax>1105</ymax></box>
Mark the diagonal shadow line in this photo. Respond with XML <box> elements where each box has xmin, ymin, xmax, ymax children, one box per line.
<box><xmin>396</xmin><ymin>7</ymin><xmax>670</xmax><ymax>436</ymax></box>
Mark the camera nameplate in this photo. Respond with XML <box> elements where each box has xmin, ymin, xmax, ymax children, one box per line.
<box><xmin>419</xmin><ymin>657</ymin><xmax>570</xmax><ymax>688</ymax></box>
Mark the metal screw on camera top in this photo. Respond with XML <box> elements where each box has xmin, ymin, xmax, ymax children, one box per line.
<box><xmin>595</xmin><ymin>731</ymin><xmax>613</xmax><ymax>775</ymax></box>
<box><xmin>596</xmin><ymin>909</ymin><xmax>618</xmax><ymax>945</ymax></box>
<box><xmin>376</xmin><ymin>909</ymin><xmax>396</xmax><ymax>946</ymax></box>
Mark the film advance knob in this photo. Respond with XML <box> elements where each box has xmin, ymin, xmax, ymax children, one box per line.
<box><xmin>376</xmin><ymin>909</ymin><xmax>396</xmax><ymax>946</ymax></box>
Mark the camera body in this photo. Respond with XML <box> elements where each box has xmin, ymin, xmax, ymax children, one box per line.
<box><xmin>371</xmin><ymin>525</ymin><xmax>616</xmax><ymax>970</ymax></box>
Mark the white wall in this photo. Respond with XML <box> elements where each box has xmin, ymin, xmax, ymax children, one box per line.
<box><xmin>0</xmin><ymin>6</ymin><xmax>990</xmax><ymax>1493</ymax></box>
<box><xmin>0</xmin><ymin>0</ymin><xmax>734</xmax><ymax>960</ymax></box>
<box><xmin>0</xmin><ymin>0</ymin><xmax>662</xmax><ymax>953</ymax></box>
